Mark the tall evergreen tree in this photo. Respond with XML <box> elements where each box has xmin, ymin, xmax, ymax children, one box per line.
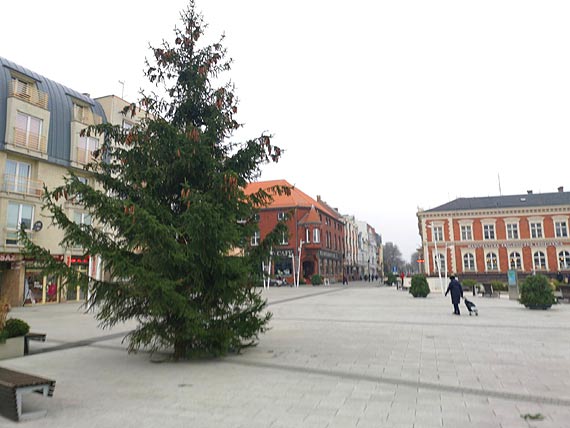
<box><xmin>22</xmin><ymin>1</ymin><xmax>288</xmax><ymax>359</ymax></box>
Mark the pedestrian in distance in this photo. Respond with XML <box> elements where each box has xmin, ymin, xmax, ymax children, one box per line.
<box><xmin>342</xmin><ymin>274</ymin><xmax>348</xmax><ymax>285</ymax></box>
<box><xmin>445</xmin><ymin>274</ymin><xmax>463</xmax><ymax>315</ymax></box>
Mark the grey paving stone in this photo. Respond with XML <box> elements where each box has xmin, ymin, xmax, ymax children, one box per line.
<box><xmin>1</xmin><ymin>284</ymin><xmax>569</xmax><ymax>427</ymax></box>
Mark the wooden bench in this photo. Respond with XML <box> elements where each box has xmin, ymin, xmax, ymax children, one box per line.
<box><xmin>558</xmin><ymin>285</ymin><xmax>570</xmax><ymax>303</ymax></box>
<box><xmin>24</xmin><ymin>332</ymin><xmax>47</xmax><ymax>356</ymax></box>
<box><xmin>0</xmin><ymin>367</ymin><xmax>56</xmax><ymax>421</ymax></box>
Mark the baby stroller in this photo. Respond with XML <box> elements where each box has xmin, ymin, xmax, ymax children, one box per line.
<box><xmin>464</xmin><ymin>299</ymin><xmax>478</xmax><ymax>316</ymax></box>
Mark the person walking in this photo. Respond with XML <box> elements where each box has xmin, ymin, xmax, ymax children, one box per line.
<box><xmin>445</xmin><ymin>275</ymin><xmax>463</xmax><ymax>315</ymax></box>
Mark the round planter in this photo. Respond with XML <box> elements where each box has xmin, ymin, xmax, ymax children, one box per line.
<box><xmin>525</xmin><ymin>304</ymin><xmax>552</xmax><ymax>310</ymax></box>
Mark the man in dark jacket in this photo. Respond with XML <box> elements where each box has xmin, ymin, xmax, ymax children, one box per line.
<box><xmin>445</xmin><ymin>275</ymin><xmax>463</xmax><ymax>315</ymax></box>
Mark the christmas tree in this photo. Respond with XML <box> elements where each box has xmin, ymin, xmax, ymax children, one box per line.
<box><xmin>22</xmin><ymin>0</ymin><xmax>289</xmax><ymax>359</ymax></box>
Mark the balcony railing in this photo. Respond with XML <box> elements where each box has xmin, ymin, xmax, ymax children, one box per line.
<box><xmin>73</xmin><ymin>109</ymin><xmax>103</xmax><ymax>125</ymax></box>
<box><xmin>13</xmin><ymin>128</ymin><xmax>47</xmax><ymax>153</ymax></box>
<box><xmin>9</xmin><ymin>80</ymin><xmax>48</xmax><ymax>109</ymax></box>
<box><xmin>1</xmin><ymin>174</ymin><xmax>44</xmax><ymax>197</ymax></box>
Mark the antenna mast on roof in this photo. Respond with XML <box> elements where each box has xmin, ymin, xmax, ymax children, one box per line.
<box><xmin>498</xmin><ymin>173</ymin><xmax>502</xmax><ymax>196</ymax></box>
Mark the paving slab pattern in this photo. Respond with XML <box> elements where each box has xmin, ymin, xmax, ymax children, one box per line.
<box><xmin>1</xmin><ymin>283</ymin><xmax>569</xmax><ymax>427</ymax></box>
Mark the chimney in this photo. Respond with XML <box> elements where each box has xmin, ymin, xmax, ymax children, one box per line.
<box><xmin>316</xmin><ymin>195</ymin><xmax>321</xmax><ymax>202</ymax></box>
<box><xmin>527</xmin><ymin>190</ymin><xmax>533</xmax><ymax>194</ymax></box>
<box><xmin>558</xmin><ymin>186</ymin><xmax>564</xmax><ymax>193</ymax></box>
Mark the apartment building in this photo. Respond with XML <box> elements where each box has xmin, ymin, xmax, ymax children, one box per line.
<box><xmin>0</xmin><ymin>57</ymin><xmax>140</xmax><ymax>306</ymax></box>
<box><xmin>417</xmin><ymin>188</ymin><xmax>570</xmax><ymax>282</ymax></box>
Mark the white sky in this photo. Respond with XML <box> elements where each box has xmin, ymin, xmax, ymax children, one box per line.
<box><xmin>2</xmin><ymin>1</ymin><xmax>570</xmax><ymax>261</ymax></box>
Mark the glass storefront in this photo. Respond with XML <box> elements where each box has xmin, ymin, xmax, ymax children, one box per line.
<box><xmin>24</xmin><ymin>270</ymin><xmax>44</xmax><ymax>304</ymax></box>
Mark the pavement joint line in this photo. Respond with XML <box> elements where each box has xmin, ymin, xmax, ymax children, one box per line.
<box><xmin>273</xmin><ymin>316</ymin><xmax>570</xmax><ymax>331</ymax></box>
<box><xmin>266</xmin><ymin>287</ymin><xmax>346</xmax><ymax>306</ymax></box>
<box><xmin>33</xmin><ymin>331</ymin><xmax>132</xmax><ymax>354</ymax></box>
<box><xmin>224</xmin><ymin>359</ymin><xmax>570</xmax><ymax>408</ymax></box>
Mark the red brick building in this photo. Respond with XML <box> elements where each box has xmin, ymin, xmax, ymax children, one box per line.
<box><xmin>417</xmin><ymin>189</ymin><xmax>570</xmax><ymax>282</ymax></box>
<box><xmin>245</xmin><ymin>180</ymin><xmax>345</xmax><ymax>283</ymax></box>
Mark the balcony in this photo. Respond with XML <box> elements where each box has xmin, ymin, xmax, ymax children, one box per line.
<box><xmin>1</xmin><ymin>174</ymin><xmax>44</xmax><ymax>197</ymax></box>
<box><xmin>73</xmin><ymin>109</ymin><xmax>102</xmax><ymax>125</ymax></box>
<box><xmin>13</xmin><ymin>128</ymin><xmax>47</xmax><ymax>153</ymax></box>
<box><xmin>9</xmin><ymin>81</ymin><xmax>48</xmax><ymax>109</ymax></box>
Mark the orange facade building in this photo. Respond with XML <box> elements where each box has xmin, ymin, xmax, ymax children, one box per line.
<box><xmin>417</xmin><ymin>189</ymin><xmax>570</xmax><ymax>282</ymax></box>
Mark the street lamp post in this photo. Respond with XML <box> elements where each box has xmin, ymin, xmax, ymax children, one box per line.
<box><xmin>296</xmin><ymin>240</ymin><xmax>304</xmax><ymax>287</ymax></box>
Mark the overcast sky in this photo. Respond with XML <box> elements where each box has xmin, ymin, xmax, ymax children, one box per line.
<box><xmin>2</xmin><ymin>1</ymin><xmax>570</xmax><ymax>260</ymax></box>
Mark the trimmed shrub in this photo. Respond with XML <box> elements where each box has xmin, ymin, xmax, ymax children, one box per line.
<box><xmin>462</xmin><ymin>279</ymin><xmax>477</xmax><ymax>293</ymax></box>
<box><xmin>519</xmin><ymin>274</ymin><xmax>556</xmax><ymax>309</ymax></box>
<box><xmin>386</xmin><ymin>273</ymin><xmax>397</xmax><ymax>285</ymax></box>
<box><xmin>409</xmin><ymin>274</ymin><xmax>430</xmax><ymax>298</ymax></box>
<box><xmin>3</xmin><ymin>318</ymin><xmax>30</xmax><ymax>338</ymax></box>
<box><xmin>311</xmin><ymin>274</ymin><xmax>323</xmax><ymax>286</ymax></box>
<box><xmin>490</xmin><ymin>280</ymin><xmax>507</xmax><ymax>292</ymax></box>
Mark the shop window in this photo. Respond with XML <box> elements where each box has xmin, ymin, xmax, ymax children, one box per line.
<box><xmin>6</xmin><ymin>202</ymin><xmax>34</xmax><ymax>245</ymax></box>
<box><xmin>274</xmin><ymin>256</ymin><xmax>292</xmax><ymax>276</ymax></box>
<box><xmin>24</xmin><ymin>271</ymin><xmax>43</xmax><ymax>304</ymax></box>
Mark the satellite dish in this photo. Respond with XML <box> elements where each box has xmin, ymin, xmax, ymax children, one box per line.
<box><xmin>32</xmin><ymin>221</ymin><xmax>43</xmax><ymax>232</ymax></box>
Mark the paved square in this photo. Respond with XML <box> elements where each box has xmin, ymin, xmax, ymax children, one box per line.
<box><xmin>2</xmin><ymin>283</ymin><xmax>570</xmax><ymax>427</ymax></box>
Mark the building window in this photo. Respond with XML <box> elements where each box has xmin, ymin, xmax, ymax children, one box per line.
<box><xmin>305</xmin><ymin>228</ymin><xmax>310</xmax><ymax>243</ymax></box>
<box><xmin>463</xmin><ymin>253</ymin><xmax>475</xmax><ymax>271</ymax></box>
<box><xmin>434</xmin><ymin>253</ymin><xmax>446</xmax><ymax>273</ymax></box>
<box><xmin>15</xmin><ymin>112</ymin><xmax>43</xmax><ymax>151</ymax></box>
<box><xmin>506</xmin><ymin>223</ymin><xmax>519</xmax><ymax>239</ymax></box>
<box><xmin>460</xmin><ymin>225</ymin><xmax>472</xmax><ymax>241</ymax></box>
<box><xmin>77</xmin><ymin>136</ymin><xmax>99</xmax><ymax>164</ymax></box>
<box><xmin>432</xmin><ymin>225</ymin><xmax>443</xmax><ymax>241</ymax></box>
<box><xmin>530</xmin><ymin>222</ymin><xmax>543</xmax><ymax>239</ymax></box>
<box><xmin>509</xmin><ymin>252</ymin><xmax>522</xmax><ymax>270</ymax></box>
<box><xmin>250</xmin><ymin>230</ymin><xmax>260</xmax><ymax>246</ymax></box>
<box><xmin>122</xmin><ymin>120</ymin><xmax>134</xmax><ymax>130</ymax></box>
<box><xmin>6</xmin><ymin>202</ymin><xmax>34</xmax><ymax>245</ymax></box>
<box><xmin>4</xmin><ymin>160</ymin><xmax>31</xmax><ymax>193</ymax></box>
<box><xmin>533</xmin><ymin>251</ymin><xmax>547</xmax><ymax>270</ymax></box>
<box><xmin>313</xmin><ymin>228</ymin><xmax>320</xmax><ymax>244</ymax></box>
<box><xmin>279</xmin><ymin>231</ymin><xmax>288</xmax><ymax>245</ymax></box>
<box><xmin>12</xmin><ymin>77</ymin><xmax>30</xmax><ymax>97</ymax></box>
<box><xmin>486</xmin><ymin>252</ymin><xmax>498</xmax><ymax>270</ymax></box>
<box><xmin>277</xmin><ymin>211</ymin><xmax>286</xmax><ymax>221</ymax></box>
<box><xmin>555</xmin><ymin>221</ymin><xmax>568</xmax><ymax>238</ymax></box>
<box><xmin>558</xmin><ymin>251</ymin><xmax>570</xmax><ymax>269</ymax></box>
<box><xmin>74</xmin><ymin>211</ymin><xmax>92</xmax><ymax>226</ymax></box>
<box><xmin>483</xmin><ymin>224</ymin><xmax>495</xmax><ymax>240</ymax></box>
